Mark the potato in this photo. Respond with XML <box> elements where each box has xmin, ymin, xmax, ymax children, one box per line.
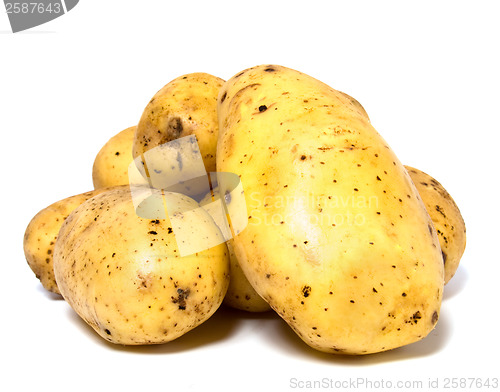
<box><xmin>337</xmin><ymin>91</ymin><xmax>370</xmax><ymax>120</ymax></box>
<box><xmin>23</xmin><ymin>188</ymin><xmax>110</xmax><ymax>294</ymax></box>
<box><xmin>92</xmin><ymin>126</ymin><xmax>136</xmax><ymax>189</ymax></box>
<box><xmin>53</xmin><ymin>186</ymin><xmax>230</xmax><ymax>345</ymax></box>
<box><xmin>200</xmin><ymin>190</ymin><xmax>270</xmax><ymax>312</ymax></box>
<box><xmin>405</xmin><ymin>166</ymin><xmax>466</xmax><ymax>284</ymax></box>
<box><xmin>133</xmin><ymin>73</ymin><xmax>224</xmax><ymax>182</ymax></box>
<box><xmin>217</xmin><ymin>65</ymin><xmax>444</xmax><ymax>354</ymax></box>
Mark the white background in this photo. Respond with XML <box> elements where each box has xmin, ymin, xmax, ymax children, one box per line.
<box><xmin>1</xmin><ymin>1</ymin><xmax>499</xmax><ymax>391</ymax></box>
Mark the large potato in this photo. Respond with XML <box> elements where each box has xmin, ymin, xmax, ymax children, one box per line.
<box><xmin>217</xmin><ymin>65</ymin><xmax>444</xmax><ymax>355</ymax></box>
<box><xmin>406</xmin><ymin>166</ymin><xmax>466</xmax><ymax>284</ymax></box>
<box><xmin>53</xmin><ymin>186</ymin><xmax>230</xmax><ymax>345</ymax></box>
<box><xmin>92</xmin><ymin>126</ymin><xmax>137</xmax><ymax>189</ymax></box>
<box><xmin>200</xmin><ymin>190</ymin><xmax>270</xmax><ymax>312</ymax></box>
<box><xmin>23</xmin><ymin>188</ymin><xmax>111</xmax><ymax>294</ymax></box>
<box><xmin>133</xmin><ymin>73</ymin><xmax>224</xmax><ymax>180</ymax></box>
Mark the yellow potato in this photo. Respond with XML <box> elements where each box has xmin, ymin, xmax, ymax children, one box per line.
<box><xmin>200</xmin><ymin>190</ymin><xmax>270</xmax><ymax>312</ymax></box>
<box><xmin>92</xmin><ymin>126</ymin><xmax>136</xmax><ymax>189</ymax></box>
<box><xmin>23</xmin><ymin>188</ymin><xmax>111</xmax><ymax>294</ymax></box>
<box><xmin>53</xmin><ymin>186</ymin><xmax>230</xmax><ymax>345</ymax></box>
<box><xmin>406</xmin><ymin>166</ymin><xmax>466</xmax><ymax>284</ymax></box>
<box><xmin>133</xmin><ymin>73</ymin><xmax>224</xmax><ymax>178</ymax></box>
<box><xmin>217</xmin><ymin>65</ymin><xmax>444</xmax><ymax>355</ymax></box>
<box><xmin>337</xmin><ymin>91</ymin><xmax>370</xmax><ymax>120</ymax></box>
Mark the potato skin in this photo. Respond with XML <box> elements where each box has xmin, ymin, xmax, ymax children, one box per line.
<box><xmin>406</xmin><ymin>166</ymin><xmax>466</xmax><ymax>284</ymax></box>
<box><xmin>53</xmin><ymin>186</ymin><xmax>230</xmax><ymax>345</ymax></box>
<box><xmin>199</xmin><ymin>190</ymin><xmax>270</xmax><ymax>312</ymax></box>
<box><xmin>133</xmin><ymin>73</ymin><xmax>224</xmax><ymax>174</ymax></box>
<box><xmin>23</xmin><ymin>188</ymin><xmax>110</xmax><ymax>294</ymax></box>
<box><xmin>92</xmin><ymin>126</ymin><xmax>136</xmax><ymax>189</ymax></box>
<box><xmin>217</xmin><ymin>65</ymin><xmax>444</xmax><ymax>354</ymax></box>
<box><xmin>222</xmin><ymin>243</ymin><xmax>271</xmax><ymax>312</ymax></box>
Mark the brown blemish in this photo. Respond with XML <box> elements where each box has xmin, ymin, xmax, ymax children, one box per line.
<box><xmin>172</xmin><ymin>288</ymin><xmax>190</xmax><ymax>310</ymax></box>
<box><xmin>431</xmin><ymin>311</ymin><xmax>439</xmax><ymax>324</ymax></box>
<box><xmin>302</xmin><ymin>285</ymin><xmax>311</xmax><ymax>297</ymax></box>
<box><xmin>166</xmin><ymin>117</ymin><xmax>183</xmax><ymax>140</ymax></box>
<box><xmin>435</xmin><ymin>205</ymin><xmax>447</xmax><ymax>218</ymax></box>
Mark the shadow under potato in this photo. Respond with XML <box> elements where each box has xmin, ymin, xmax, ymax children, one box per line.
<box><xmin>64</xmin><ymin>304</ymin><xmax>267</xmax><ymax>354</ymax></box>
<box><xmin>259</xmin><ymin>306</ymin><xmax>452</xmax><ymax>365</ymax></box>
<box><xmin>443</xmin><ymin>265</ymin><xmax>468</xmax><ymax>301</ymax></box>
<box><xmin>64</xmin><ymin>296</ymin><xmax>452</xmax><ymax>360</ymax></box>
<box><xmin>36</xmin><ymin>284</ymin><xmax>64</xmax><ymax>301</ymax></box>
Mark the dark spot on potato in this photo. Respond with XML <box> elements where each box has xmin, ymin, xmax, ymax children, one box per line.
<box><xmin>168</xmin><ymin>227</ymin><xmax>173</xmax><ymax>234</ymax></box>
<box><xmin>164</xmin><ymin>117</ymin><xmax>184</xmax><ymax>141</ymax></box>
<box><xmin>302</xmin><ymin>285</ymin><xmax>311</xmax><ymax>297</ymax></box>
<box><xmin>105</xmin><ymin>329</ymin><xmax>111</xmax><ymax>335</ymax></box>
<box><xmin>264</xmin><ymin>67</ymin><xmax>276</xmax><ymax>72</ymax></box>
<box><xmin>259</xmin><ymin>105</ymin><xmax>268</xmax><ymax>112</ymax></box>
<box><xmin>432</xmin><ymin>311</ymin><xmax>439</xmax><ymax>324</ymax></box>
<box><xmin>300</xmin><ymin>155</ymin><xmax>306</xmax><ymax>160</ymax></box>
<box><xmin>115</xmin><ymin>152</ymin><xmax>120</xmax><ymax>156</ymax></box>
<box><xmin>148</xmin><ymin>231</ymin><xmax>157</xmax><ymax>235</ymax></box>
<box><xmin>172</xmin><ymin>288</ymin><xmax>190</xmax><ymax>310</ymax></box>
<box><xmin>435</xmin><ymin>204</ymin><xmax>447</xmax><ymax>218</ymax></box>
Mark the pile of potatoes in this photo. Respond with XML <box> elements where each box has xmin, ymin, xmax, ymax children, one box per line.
<box><xmin>23</xmin><ymin>65</ymin><xmax>466</xmax><ymax>354</ymax></box>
